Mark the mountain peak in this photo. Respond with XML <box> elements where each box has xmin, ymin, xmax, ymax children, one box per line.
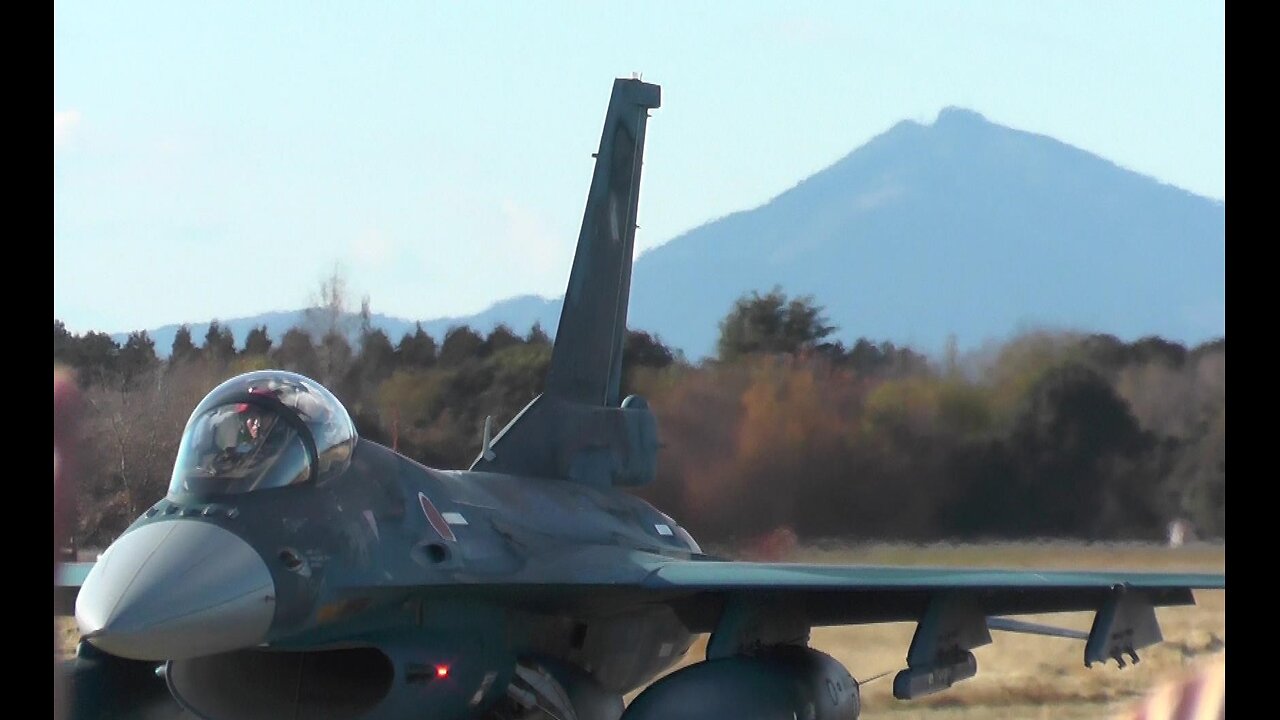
<box><xmin>933</xmin><ymin>106</ymin><xmax>990</xmax><ymax>127</ymax></box>
<box><xmin>879</xmin><ymin>107</ymin><xmax>992</xmax><ymax>140</ymax></box>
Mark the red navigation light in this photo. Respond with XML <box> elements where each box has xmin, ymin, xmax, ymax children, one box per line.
<box><xmin>435</xmin><ymin>665</ymin><xmax>449</xmax><ymax>679</ymax></box>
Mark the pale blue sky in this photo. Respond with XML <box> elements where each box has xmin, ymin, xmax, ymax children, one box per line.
<box><xmin>54</xmin><ymin>2</ymin><xmax>1225</xmax><ymax>335</ymax></box>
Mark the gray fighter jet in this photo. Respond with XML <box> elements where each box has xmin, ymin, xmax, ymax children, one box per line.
<box><xmin>55</xmin><ymin>78</ymin><xmax>1225</xmax><ymax>720</ymax></box>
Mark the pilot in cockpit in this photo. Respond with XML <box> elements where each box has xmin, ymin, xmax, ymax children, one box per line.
<box><xmin>171</xmin><ymin>370</ymin><xmax>356</xmax><ymax>495</ymax></box>
<box><xmin>207</xmin><ymin>404</ymin><xmax>267</xmax><ymax>469</ymax></box>
<box><xmin>239</xmin><ymin>410</ymin><xmax>263</xmax><ymax>447</ymax></box>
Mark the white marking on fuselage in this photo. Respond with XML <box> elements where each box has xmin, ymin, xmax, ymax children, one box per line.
<box><xmin>655</xmin><ymin>523</ymin><xmax>673</xmax><ymax>536</ymax></box>
<box><xmin>442</xmin><ymin>512</ymin><xmax>469</xmax><ymax>526</ymax></box>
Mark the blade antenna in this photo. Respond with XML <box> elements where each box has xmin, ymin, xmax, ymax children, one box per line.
<box><xmin>480</xmin><ymin>415</ymin><xmax>497</xmax><ymax>462</ymax></box>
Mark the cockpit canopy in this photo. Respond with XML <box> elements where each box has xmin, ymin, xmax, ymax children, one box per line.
<box><xmin>168</xmin><ymin>371</ymin><xmax>356</xmax><ymax>497</ymax></box>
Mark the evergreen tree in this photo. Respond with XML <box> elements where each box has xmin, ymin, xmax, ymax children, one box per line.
<box><xmin>717</xmin><ymin>287</ymin><xmax>834</xmax><ymax>361</ymax></box>
<box><xmin>439</xmin><ymin>326</ymin><xmax>484</xmax><ymax>367</ymax></box>
<box><xmin>119</xmin><ymin>330</ymin><xmax>159</xmax><ymax>385</ymax></box>
<box><xmin>356</xmin><ymin>328</ymin><xmax>396</xmax><ymax>384</ymax></box>
<box><xmin>623</xmin><ymin>330</ymin><xmax>675</xmax><ymax>370</ymax></box>
<box><xmin>203</xmin><ymin>321</ymin><xmax>236</xmax><ymax>365</ymax></box>
<box><xmin>273</xmin><ymin>328</ymin><xmax>318</xmax><ymax>377</ymax></box>
<box><xmin>76</xmin><ymin>331</ymin><xmax>120</xmax><ymax>385</ymax></box>
<box><xmin>171</xmin><ymin>325</ymin><xmax>197</xmax><ymax>364</ymax></box>
<box><xmin>621</xmin><ymin>330</ymin><xmax>677</xmax><ymax>396</ymax></box>
<box><xmin>397</xmin><ymin>323</ymin><xmax>438</xmax><ymax>368</ymax></box>
<box><xmin>243</xmin><ymin>325</ymin><xmax>273</xmax><ymax>356</ymax></box>
<box><xmin>319</xmin><ymin>330</ymin><xmax>354</xmax><ymax>387</ymax></box>
<box><xmin>483</xmin><ymin>324</ymin><xmax>522</xmax><ymax>356</ymax></box>
<box><xmin>54</xmin><ymin>319</ymin><xmax>74</xmax><ymax>363</ymax></box>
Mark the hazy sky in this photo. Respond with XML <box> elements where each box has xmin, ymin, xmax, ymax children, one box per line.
<box><xmin>54</xmin><ymin>2</ymin><xmax>1225</xmax><ymax>335</ymax></box>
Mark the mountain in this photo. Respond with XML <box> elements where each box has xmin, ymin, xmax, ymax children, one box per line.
<box><xmin>114</xmin><ymin>108</ymin><xmax>1225</xmax><ymax>360</ymax></box>
<box><xmin>626</xmin><ymin>107</ymin><xmax>1224</xmax><ymax>358</ymax></box>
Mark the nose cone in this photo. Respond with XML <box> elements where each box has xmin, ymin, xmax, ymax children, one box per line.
<box><xmin>76</xmin><ymin>520</ymin><xmax>276</xmax><ymax>661</ymax></box>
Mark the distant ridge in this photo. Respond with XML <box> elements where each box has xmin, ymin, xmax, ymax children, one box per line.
<box><xmin>109</xmin><ymin>296</ymin><xmax>563</xmax><ymax>359</ymax></box>
<box><xmin>109</xmin><ymin>108</ymin><xmax>1224</xmax><ymax>360</ymax></box>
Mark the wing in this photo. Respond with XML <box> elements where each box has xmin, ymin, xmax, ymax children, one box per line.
<box><xmin>641</xmin><ymin>560</ymin><xmax>1220</xmax><ymax>626</ymax></box>
<box><xmin>627</xmin><ymin>558</ymin><xmax>1223</xmax><ymax>698</ymax></box>
<box><xmin>402</xmin><ymin>547</ymin><xmax>1219</xmax><ymax>668</ymax></box>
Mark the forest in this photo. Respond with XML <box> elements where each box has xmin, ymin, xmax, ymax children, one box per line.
<box><xmin>53</xmin><ymin>286</ymin><xmax>1225</xmax><ymax>552</ymax></box>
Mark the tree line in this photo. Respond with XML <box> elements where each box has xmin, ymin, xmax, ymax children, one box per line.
<box><xmin>53</xmin><ymin>287</ymin><xmax>1224</xmax><ymax>551</ymax></box>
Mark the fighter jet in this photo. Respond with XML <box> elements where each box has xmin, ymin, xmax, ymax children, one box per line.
<box><xmin>55</xmin><ymin>78</ymin><xmax>1224</xmax><ymax>720</ymax></box>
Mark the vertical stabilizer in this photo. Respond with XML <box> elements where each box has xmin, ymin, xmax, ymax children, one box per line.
<box><xmin>471</xmin><ymin>79</ymin><xmax>661</xmax><ymax>485</ymax></box>
<box><xmin>545</xmin><ymin>78</ymin><xmax>661</xmax><ymax>407</ymax></box>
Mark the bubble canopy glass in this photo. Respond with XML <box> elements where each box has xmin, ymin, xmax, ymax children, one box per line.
<box><xmin>169</xmin><ymin>371</ymin><xmax>357</xmax><ymax>497</ymax></box>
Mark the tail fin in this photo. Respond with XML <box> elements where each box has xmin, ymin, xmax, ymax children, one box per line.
<box><xmin>470</xmin><ymin>79</ymin><xmax>661</xmax><ymax>485</ymax></box>
<box><xmin>545</xmin><ymin>78</ymin><xmax>661</xmax><ymax>406</ymax></box>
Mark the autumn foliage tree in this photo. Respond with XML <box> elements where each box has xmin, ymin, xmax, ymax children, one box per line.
<box><xmin>52</xmin><ymin>287</ymin><xmax>1225</xmax><ymax>550</ymax></box>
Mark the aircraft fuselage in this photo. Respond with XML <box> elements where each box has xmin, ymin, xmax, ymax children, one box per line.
<box><xmin>78</xmin><ymin>437</ymin><xmax>698</xmax><ymax>717</ymax></box>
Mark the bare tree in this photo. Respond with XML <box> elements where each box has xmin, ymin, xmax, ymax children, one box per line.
<box><xmin>77</xmin><ymin>362</ymin><xmax>220</xmax><ymax>547</ymax></box>
<box><xmin>305</xmin><ymin>264</ymin><xmax>358</xmax><ymax>385</ymax></box>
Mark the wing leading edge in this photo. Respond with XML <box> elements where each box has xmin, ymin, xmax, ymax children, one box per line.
<box><xmin>644</xmin><ymin>560</ymin><xmax>1224</xmax><ymax>593</ymax></box>
<box><xmin>635</xmin><ymin>559</ymin><xmax>1219</xmax><ymax>633</ymax></box>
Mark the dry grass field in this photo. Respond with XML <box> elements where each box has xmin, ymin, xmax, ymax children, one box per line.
<box><xmin>57</xmin><ymin>542</ymin><xmax>1225</xmax><ymax>719</ymax></box>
